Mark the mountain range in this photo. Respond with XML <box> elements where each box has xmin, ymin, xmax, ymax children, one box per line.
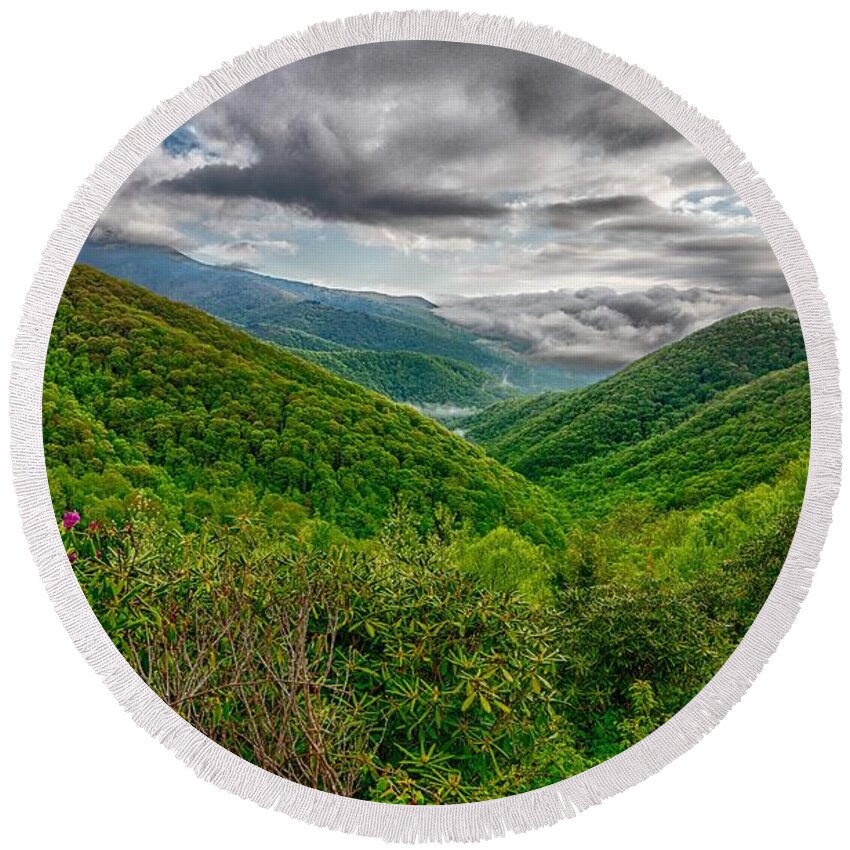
<box><xmin>78</xmin><ymin>241</ymin><xmax>602</xmax><ymax>411</ymax></box>
<box><xmin>459</xmin><ymin>308</ymin><xmax>808</xmax><ymax>514</ymax></box>
<box><xmin>47</xmin><ymin>264</ymin><xmax>809</xmax><ymax>543</ymax></box>
<box><xmin>45</xmin><ymin>264</ymin><xmax>565</xmax><ymax>542</ymax></box>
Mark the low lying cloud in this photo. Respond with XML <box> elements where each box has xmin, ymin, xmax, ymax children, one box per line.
<box><xmin>190</xmin><ymin>238</ymin><xmax>298</xmax><ymax>271</ymax></box>
<box><xmin>435</xmin><ymin>284</ymin><xmax>791</xmax><ymax>367</ymax></box>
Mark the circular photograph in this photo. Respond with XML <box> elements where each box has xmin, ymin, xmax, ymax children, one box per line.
<box><xmin>45</xmin><ymin>41</ymin><xmax>809</xmax><ymax>805</ymax></box>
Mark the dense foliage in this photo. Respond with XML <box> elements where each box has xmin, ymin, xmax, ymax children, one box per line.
<box><xmin>45</xmin><ymin>266</ymin><xmax>563</xmax><ymax>542</ymax></box>
<box><xmin>250</xmin><ymin>320</ymin><xmax>516</xmax><ymax>407</ymax></box>
<box><xmin>59</xmin><ymin>478</ymin><xmax>802</xmax><ymax>802</ymax></box>
<box><xmin>548</xmin><ymin>362</ymin><xmax>810</xmax><ymax>518</ymax></box>
<box><xmin>462</xmin><ymin>308</ymin><xmax>806</xmax><ymax>481</ymax></box>
<box><xmin>47</xmin><ymin>264</ymin><xmax>811</xmax><ymax>803</ymax></box>
<box><xmin>291</xmin><ymin>348</ymin><xmax>514</xmax><ymax>408</ymax></box>
<box><xmin>62</xmin><ymin>505</ymin><xmax>585</xmax><ymax>802</ymax></box>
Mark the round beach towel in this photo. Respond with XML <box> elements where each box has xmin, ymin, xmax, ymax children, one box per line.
<box><xmin>10</xmin><ymin>11</ymin><xmax>840</xmax><ymax>842</ymax></box>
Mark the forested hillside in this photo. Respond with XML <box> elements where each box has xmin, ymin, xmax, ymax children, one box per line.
<box><xmin>548</xmin><ymin>362</ymin><xmax>809</xmax><ymax>518</ymax></box>
<box><xmin>462</xmin><ymin>308</ymin><xmax>807</xmax><ymax>480</ymax></box>
<box><xmin>294</xmin><ymin>348</ymin><xmax>514</xmax><ymax>408</ymax></box>
<box><xmin>76</xmin><ymin>241</ymin><xmax>516</xmax><ymax>370</ymax></box>
<box><xmin>44</xmin><ymin>265</ymin><xmax>563</xmax><ymax>541</ymax></box>
<box><xmin>47</xmin><ymin>266</ymin><xmax>811</xmax><ymax>805</ymax></box>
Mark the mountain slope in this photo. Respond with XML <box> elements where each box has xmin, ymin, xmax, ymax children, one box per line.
<box><xmin>44</xmin><ymin>264</ymin><xmax>564</xmax><ymax>542</ymax></box>
<box><xmin>78</xmin><ymin>240</ymin><xmax>301</xmax><ymax>320</ymax></box>
<box><xmin>293</xmin><ymin>348</ymin><xmax>514</xmax><ymax>408</ymax></box>
<box><xmin>78</xmin><ymin>240</ymin><xmax>433</xmax><ymax>323</ymax></box>
<box><xmin>242</xmin><ymin>298</ymin><xmax>501</xmax><ymax>366</ymax></box>
<box><xmin>76</xmin><ymin>241</ymin><xmax>602</xmax><ymax>399</ymax></box>
<box><xmin>240</xmin><ymin>321</ymin><xmax>514</xmax><ymax>408</ymax></box>
<box><xmin>78</xmin><ymin>240</ymin><xmax>511</xmax><ymax>368</ymax></box>
<box><xmin>462</xmin><ymin>308</ymin><xmax>807</xmax><ymax>481</ymax></box>
<box><xmin>549</xmin><ymin>361</ymin><xmax>810</xmax><ymax>518</ymax></box>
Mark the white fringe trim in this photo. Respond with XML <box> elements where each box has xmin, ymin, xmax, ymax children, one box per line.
<box><xmin>8</xmin><ymin>10</ymin><xmax>841</xmax><ymax>843</ymax></box>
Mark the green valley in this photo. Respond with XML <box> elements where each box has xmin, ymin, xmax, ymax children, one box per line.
<box><xmin>47</xmin><ymin>265</ymin><xmax>810</xmax><ymax>805</ymax></box>
<box><xmin>45</xmin><ymin>265</ymin><xmax>563</xmax><ymax>542</ymax></box>
<box><xmin>462</xmin><ymin>308</ymin><xmax>806</xmax><ymax>481</ymax></box>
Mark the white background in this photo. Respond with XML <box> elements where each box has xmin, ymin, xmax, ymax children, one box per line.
<box><xmin>1</xmin><ymin>2</ymin><xmax>847</xmax><ymax>847</ymax></box>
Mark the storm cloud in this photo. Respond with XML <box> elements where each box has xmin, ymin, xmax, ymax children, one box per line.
<box><xmin>167</xmin><ymin>160</ymin><xmax>508</xmax><ymax>225</ymax></box>
<box><xmin>541</xmin><ymin>195</ymin><xmax>658</xmax><ymax>229</ymax></box>
<box><xmin>158</xmin><ymin>43</ymin><xmax>688</xmax><ymax>230</ymax></box>
<box><xmin>88</xmin><ymin>41</ymin><xmax>791</xmax><ymax>366</ymax></box>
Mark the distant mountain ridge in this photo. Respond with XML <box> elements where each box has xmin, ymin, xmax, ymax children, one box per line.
<box><xmin>293</xmin><ymin>348</ymin><xmax>516</xmax><ymax>409</ymax></box>
<box><xmin>76</xmin><ymin>241</ymin><xmax>602</xmax><ymax>406</ymax></box>
<box><xmin>79</xmin><ymin>241</ymin><xmax>433</xmax><ymax>321</ymax></box>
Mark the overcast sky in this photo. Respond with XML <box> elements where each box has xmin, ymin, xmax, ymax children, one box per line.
<box><xmin>90</xmin><ymin>41</ymin><xmax>792</xmax><ymax>367</ymax></box>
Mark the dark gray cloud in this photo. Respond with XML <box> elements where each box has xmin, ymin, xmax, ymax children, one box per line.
<box><xmin>674</xmin><ymin>235</ymin><xmax>772</xmax><ymax>257</ymax></box>
<box><xmin>502</xmin><ymin>61</ymin><xmax>681</xmax><ymax>152</ymax></box>
<box><xmin>541</xmin><ymin>195</ymin><xmax>658</xmax><ymax>229</ymax></box>
<box><xmin>90</xmin><ymin>39</ymin><xmax>791</xmax><ymax>365</ymax></box>
<box><xmin>167</xmin><ymin>159</ymin><xmax>507</xmax><ymax>224</ymax></box>
<box><xmin>597</xmin><ymin>212</ymin><xmax>705</xmax><ymax>236</ymax></box>
<box><xmin>662</xmin><ymin>234</ymin><xmax>787</xmax><ymax>295</ymax></box>
<box><xmin>666</xmin><ymin>158</ymin><xmax>725</xmax><ymax>187</ymax></box>
<box><xmin>155</xmin><ymin>43</ymin><xmax>694</xmax><ymax>232</ymax></box>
